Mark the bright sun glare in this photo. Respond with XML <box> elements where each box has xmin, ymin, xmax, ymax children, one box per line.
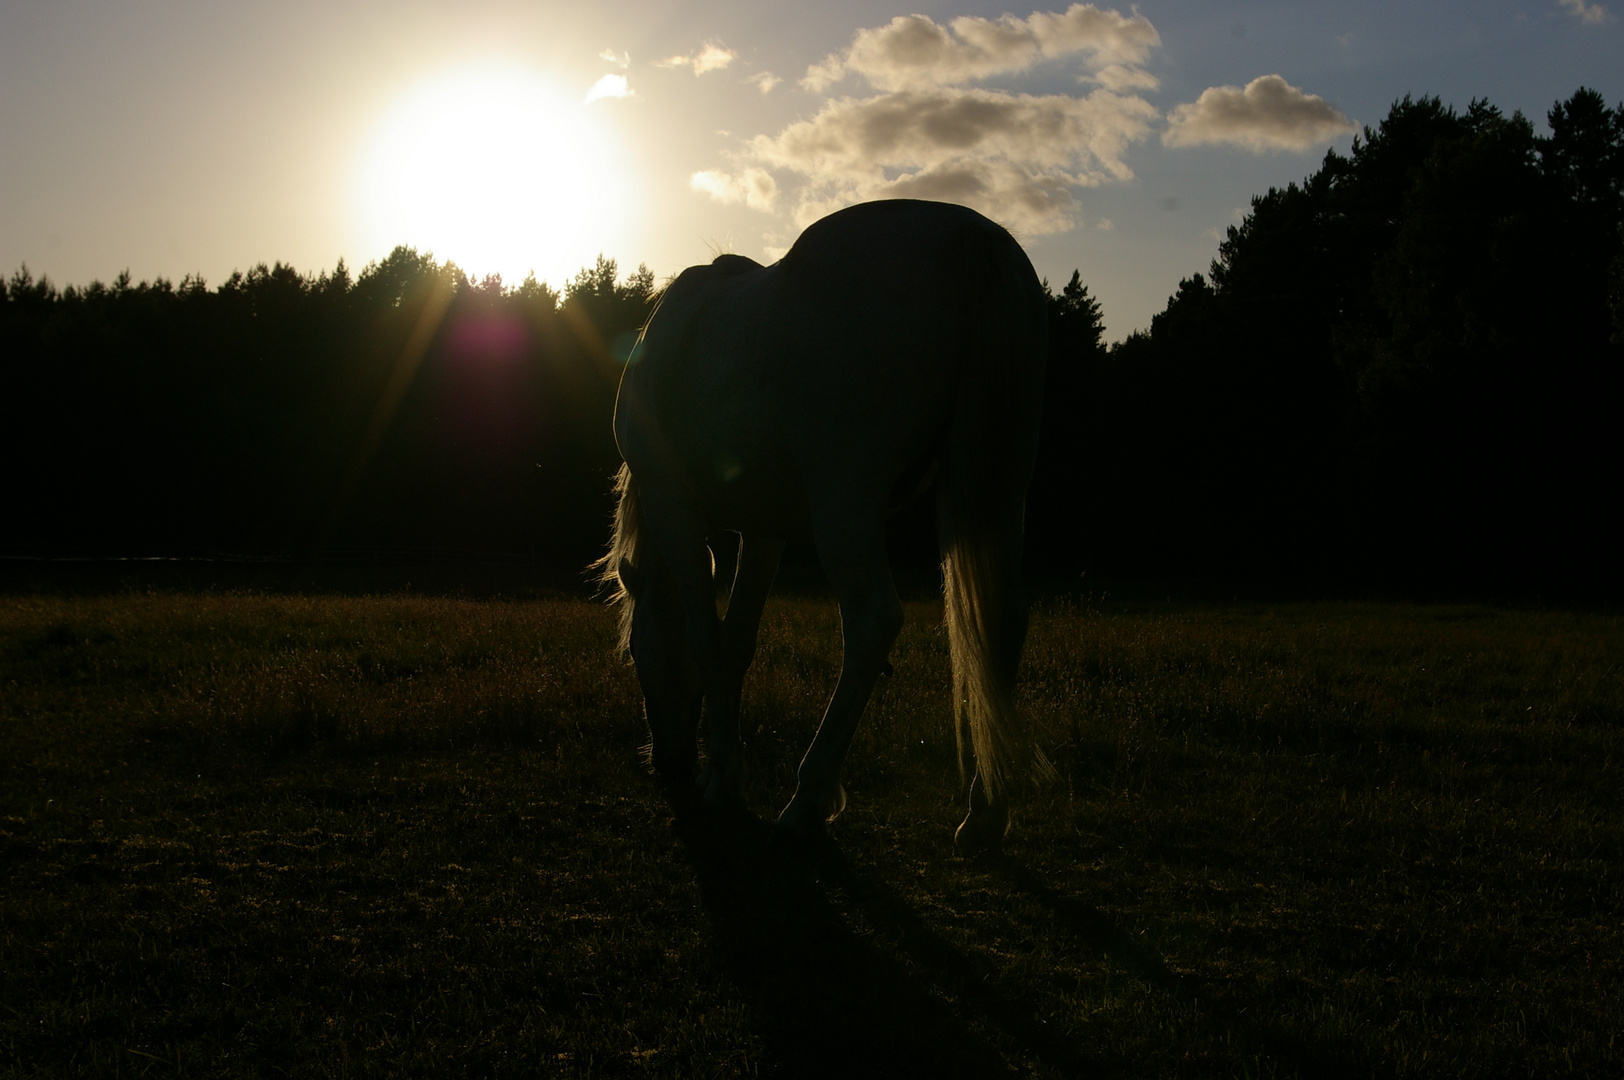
<box><xmin>358</xmin><ymin>67</ymin><xmax>633</xmax><ymax>290</ymax></box>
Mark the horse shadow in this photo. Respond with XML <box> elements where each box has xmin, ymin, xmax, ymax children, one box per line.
<box><xmin>987</xmin><ymin>861</ymin><xmax>1363</xmax><ymax>1076</ymax></box>
<box><xmin>671</xmin><ymin>804</ymin><xmax>1109</xmax><ymax>1077</ymax></box>
<box><xmin>672</xmin><ymin>803</ymin><xmax>1360</xmax><ymax>1078</ymax></box>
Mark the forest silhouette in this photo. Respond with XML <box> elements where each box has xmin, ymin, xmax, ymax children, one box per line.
<box><xmin>3</xmin><ymin>89</ymin><xmax>1621</xmax><ymax>594</ymax></box>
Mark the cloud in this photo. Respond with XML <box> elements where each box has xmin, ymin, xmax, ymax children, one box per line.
<box><xmin>703</xmin><ymin>6</ymin><xmax>1167</xmax><ymax>239</ymax></box>
<box><xmin>1093</xmin><ymin>64</ymin><xmax>1158</xmax><ymax>91</ymax></box>
<box><xmin>584</xmin><ymin>74</ymin><xmax>631</xmax><ymax>103</ymax></box>
<box><xmin>690</xmin><ymin>168</ymin><xmax>779</xmax><ymax>211</ymax></box>
<box><xmin>1162</xmin><ymin>74</ymin><xmax>1356</xmax><ymax>152</ymax></box>
<box><xmin>745</xmin><ymin>71</ymin><xmax>782</xmax><ymax>94</ymax></box>
<box><xmin>802</xmin><ymin>4</ymin><xmax>1160</xmax><ymax>91</ymax></box>
<box><xmin>855</xmin><ymin>159</ymin><xmax>1083</xmax><ymax>234</ymax></box>
<box><xmin>1558</xmin><ymin>0</ymin><xmax>1608</xmax><ymax>23</ymax></box>
<box><xmin>599</xmin><ymin>48</ymin><xmax>630</xmax><ymax>68</ymax></box>
<box><xmin>702</xmin><ymin>85</ymin><xmax>1156</xmax><ymax>234</ymax></box>
<box><xmin>749</xmin><ymin>88</ymin><xmax>1151</xmax><ymax>186</ymax></box>
<box><xmin>802</xmin><ymin>56</ymin><xmax>846</xmax><ymax>94</ymax></box>
<box><xmin>656</xmin><ymin>43</ymin><xmax>737</xmax><ymax>75</ymax></box>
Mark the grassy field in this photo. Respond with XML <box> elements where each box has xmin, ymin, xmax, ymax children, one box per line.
<box><xmin>2</xmin><ymin>590</ymin><xmax>1621</xmax><ymax>1077</ymax></box>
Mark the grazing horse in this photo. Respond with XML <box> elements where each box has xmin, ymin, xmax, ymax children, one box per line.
<box><xmin>598</xmin><ymin>199</ymin><xmax>1050</xmax><ymax>853</ymax></box>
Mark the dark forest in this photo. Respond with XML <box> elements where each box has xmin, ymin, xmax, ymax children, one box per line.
<box><xmin>4</xmin><ymin>89</ymin><xmax>1621</xmax><ymax>594</ymax></box>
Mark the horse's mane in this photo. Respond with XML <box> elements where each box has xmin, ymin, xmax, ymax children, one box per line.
<box><xmin>592</xmin><ymin>463</ymin><xmax>640</xmax><ymax>656</ymax></box>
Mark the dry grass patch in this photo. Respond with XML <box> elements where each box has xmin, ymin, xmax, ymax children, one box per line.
<box><xmin>2</xmin><ymin>592</ymin><xmax>1620</xmax><ymax>1077</ymax></box>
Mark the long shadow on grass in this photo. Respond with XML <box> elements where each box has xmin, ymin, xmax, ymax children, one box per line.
<box><xmin>820</xmin><ymin>850</ymin><xmax>1120</xmax><ymax>1076</ymax></box>
<box><xmin>990</xmin><ymin>857</ymin><xmax>1365</xmax><ymax>1079</ymax></box>
<box><xmin>674</xmin><ymin>806</ymin><xmax>1072</xmax><ymax>1078</ymax></box>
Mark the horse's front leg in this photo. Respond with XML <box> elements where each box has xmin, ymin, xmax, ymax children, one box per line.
<box><xmin>699</xmin><ymin>534</ymin><xmax>783</xmax><ymax>809</ymax></box>
<box><xmin>634</xmin><ymin>499</ymin><xmax>720</xmax><ymax>787</ymax></box>
<box><xmin>777</xmin><ymin>523</ymin><xmax>902</xmax><ymax>838</ymax></box>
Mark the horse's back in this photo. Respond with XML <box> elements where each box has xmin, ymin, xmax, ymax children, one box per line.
<box><xmin>617</xmin><ymin>200</ymin><xmax>1046</xmax><ymax>535</ymax></box>
<box><xmin>776</xmin><ymin>200</ymin><xmax>1041</xmax><ymax>342</ymax></box>
<box><xmin>769</xmin><ymin>201</ymin><xmax>1047</xmax><ymax>500</ymax></box>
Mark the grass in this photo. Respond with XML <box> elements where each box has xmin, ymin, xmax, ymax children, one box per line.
<box><xmin>1</xmin><ymin>590</ymin><xmax>1621</xmax><ymax>1077</ymax></box>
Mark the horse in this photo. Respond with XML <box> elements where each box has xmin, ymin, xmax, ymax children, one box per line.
<box><xmin>597</xmin><ymin>199</ymin><xmax>1051</xmax><ymax>854</ymax></box>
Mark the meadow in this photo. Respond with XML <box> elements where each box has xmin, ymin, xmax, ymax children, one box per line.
<box><xmin>1</xmin><ymin>589</ymin><xmax>1620</xmax><ymax>1077</ymax></box>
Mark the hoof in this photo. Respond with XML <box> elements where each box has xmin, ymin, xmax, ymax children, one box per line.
<box><xmin>953</xmin><ymin>804</ymin><xmax>1009</xmax><ymax>858</ymax></box>
<box><xmin>775</xmin><ymin>780</ymin><xmax>845</xmax><ymax>832</ymax></box>
<box><xmin>698</xmin><ymin>789</ymin><xmax>752</xmax><ymax>826</ymax></box>
<box><xmin>773</xmin><ymin>793</ymin><xmax>838</xmax><ymax>846</ymax></box>
<box><xmin>696</xmin><ymin>763</ymin><xmax>746</xmax><ymax>813</ymax></box>
<box><xmin>660</xmin><ymin>774</ymin><xmax>703</xmax><ymax>811</ymax></box>
<box><xmin>770</xmin><ymin>815</ymin><xmax>835</xmax><ymax>860</ymax></box>
<box><xmin>702</xmin><ymin>790</ymin><xmax>750</xmax><ymax>816</ymax></box>
<box><xmin>774</xmin><ymin>804</ymin><xmax>829</xmax><ymax>839</ymax></box>
<box><xmin>650</xmin><ymin>748</ymin><xmax>697</xmax><ymax>785</ymax></box>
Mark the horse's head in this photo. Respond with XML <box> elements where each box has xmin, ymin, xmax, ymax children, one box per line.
<box><xmin>617</xmin><ymin>553</ymin><xmax>703</xmax><ymax>781</ymax></box>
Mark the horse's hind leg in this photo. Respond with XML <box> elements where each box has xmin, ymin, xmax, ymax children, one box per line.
<box><xmin>777</xmin><ymin>519</ymin><xmax>902</xmax><ymax>838</ymax></box>
<box><xmin>944</xmin><ymin>490</ymin><xmax>1033</xmax><ymax>856</ymax></box>
<box><xmin>956</xmin><ymin>765</ymin><xmax>1010</xmax><ymax>855</ymax></box>
<box><xmin>954</xmin><ymin>565</ymin><xmax>1027</xmax><ymax>855</ymax></box>
<box><xmin>699</xmin><ymin>533</ymin><xmax>783</xmax><ymax>809</ymax></box>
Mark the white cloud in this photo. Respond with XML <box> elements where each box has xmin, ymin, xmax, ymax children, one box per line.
<box><xmin>802</xmin><ymin>56</ymin><xmax>846</xmax><ymax>93</ymax></box>
<box><xmin>599</xmin><ymin>48</ymin><xmax>630</xmax><ymax>68</ymax></box>
<box><xmin>746</xmin><ymin>71</ymin><xmax>781</xmax><ymax>94</ymax></box>
<box><xmin>702</xmin><ymin>85</ymin><xmax>1156</xmax><ymax>235</ymax></box>
<box><xmin>1558</xmin><ymin>0</ymin><xmax>1608</xmax><ymax>23</ymax></box>
<box><xmin>847</xmin><ymin>160</ymin><xmax>1082</xmax><ymax>235</ymax></box>
<box><xmin>1092</xmin><ymin>64</ymin><xmax>1159</xmax><ymax>91</ymax></box>
<box><xmin>1095</xmin><ymin>218</ymin><xmax>1113</xmax><ymax>231</ymax></box>
<box><xmin>706</xmin><ymin>7</ymin><xmax>1164</xmax><ymax>237</ymax></box>
<box><xmin>690</xmin><ymin>167</ymin><xmax>779</xmax><ymax>212</ymax></box>
<box><xmin>584</xmin><ymin>74</ymin><xmax>631</xmax><ymax>103</ymax></box>
<box><xmin>749</xmin><ymin>88</ymin><xmax>1151</xmax><ymax>186</ymax></box>
<box><xmin>1163</xmin><ymin>74</ymin><xmax>1356</xmax><ymax>152</ymax></box>
<box><xmin>802</xmin><ymin>4</ymin><xmax>1160</xmax><ymax>91</ymax></box>
<box><xmin>656</xmin><ymin>43</ymin><xmax>737</xmax><ymax>75</ymax></box>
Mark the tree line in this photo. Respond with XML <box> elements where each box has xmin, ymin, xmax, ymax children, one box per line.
<box><xmin>1030</xmin><ymin>87</ymin><xmax>1623</xmax><ymax>593</ymax></box>
<box><xmin>3</xmin><ymin>88</ymin><xmax>1620</xmax><ymax>593</ymax></box>
<box><xmin>1</xmin><ymin>252</ymin><xmax>647</xmax><ymax>566</ymax></box>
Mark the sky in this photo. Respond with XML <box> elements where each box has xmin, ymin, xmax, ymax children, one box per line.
<box><xmin>1</xmin><ymin>0</ymin><xmax>1619</xmax><ymax>340</ymax></box>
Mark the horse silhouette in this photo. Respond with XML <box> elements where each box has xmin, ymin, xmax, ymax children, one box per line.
<box><xmin>599</xmin><ymin>199</ymin><xmax>1050</xmax><ymax>853</ymax></box>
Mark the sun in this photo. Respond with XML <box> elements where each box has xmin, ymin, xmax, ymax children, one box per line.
<box><xmin>357</xmin><ymin>66</ymin><xmax>634</xmax><ymax>290</ymax></box>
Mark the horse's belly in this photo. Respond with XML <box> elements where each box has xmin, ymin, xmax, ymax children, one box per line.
<box><xmin>694</xmin><ymin>439</ymin><xmax>814</xmax><ymax>540</ymax></box>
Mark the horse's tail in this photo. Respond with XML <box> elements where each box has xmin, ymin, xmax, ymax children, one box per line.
<box><xmin>591</xmin><ymin>462</ymin><xmax>641</xmax><ymax>656</ymax></box>
<box><xmin>936</xmin><ymin>237</ymin><xmax>1052</xmax><ymax>804</ymax></box>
